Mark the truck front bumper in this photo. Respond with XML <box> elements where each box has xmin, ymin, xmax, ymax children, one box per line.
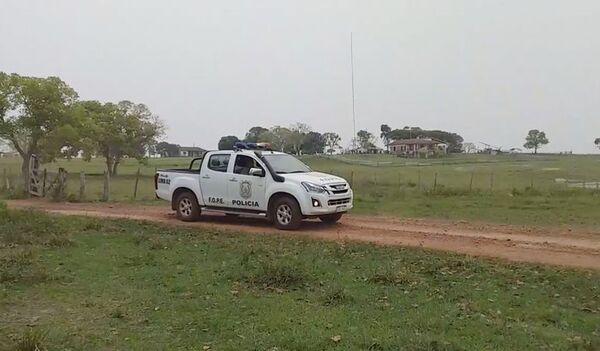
<box><xmin>300</xmin><ymin>190</ymin><xmax>354</xmax><ymax>216</ymax></box>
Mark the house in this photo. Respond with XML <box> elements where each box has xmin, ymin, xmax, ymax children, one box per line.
<box><xmin>179</xmin><ymin>146</ymin><xmax>205</xmax><ymax>157</ymax></box>
<box><xmin>462</xmin><ymin>142</ymin><xmax>479</xmax><ymax>154</ymax></box>
<box><xmin>389</xmin><ymin>138</ymin><xmax>448</xmax><ymax>158</ymax></box>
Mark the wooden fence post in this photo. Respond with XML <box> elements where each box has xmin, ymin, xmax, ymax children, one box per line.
<box><xmin>57</xmin><ymin>168</ymin><xmax>66</xmax><ymax>201</ymax></box>
<box><xmin>530</xmin><ymin>173</ymin><xmax>534</xmax><ymax>189</ymax></box>
<box><xmin>469</xmin><ymin>172</ymin><xmax>474</xmax><ymax>192</ymax></box>
<box><xmin>133</xmin><ymin>167</ymin><xmax>140</xmax><ymax>200</ymax></box>
<box><xmin>417</xmin><ymin>169</ymin><xmax>421</xmax><ymax>191</ymax></box>
<box><xmin>490</xmin><ymin>172</ymin><xmax>494</xmax><ymax>192</ymax></box>
<box><xmin>7</xmin><ymin>169</ymin><xmax>12</xmax><ymax>190</ymax></box>
<box><xmin>433</xmin><ymin>172</ymin><xmax>438</xmax><ymax>192</ymax></box>
<box><xmin>102</xmin><ymin>171</ymin><xmax>110</xmax><ymax>202</ymax></box>
<box><xmin>42</xmin><ymin>168</ymin><xmax>47</xmax><ymax>197</ymax></box>
<box><xmin>79</xmin><ymin>171</ymin><xmax>86</xmax><ymax>201</ymax></box>
<box><xmin>2</xmin><ymin>168</ymin><xmax>6</xmax><ymax>191</ymax></box>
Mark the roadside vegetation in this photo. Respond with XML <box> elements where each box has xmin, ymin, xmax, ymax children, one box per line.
<box><xmin>1</xmin><ymin>204</ymin><xmax>599</xmax><ymax>350</ymax></box>
<box><xmin>2</xmin><ymin>153</ymin><xmax>600</xmax><ymax>226</ymax></box>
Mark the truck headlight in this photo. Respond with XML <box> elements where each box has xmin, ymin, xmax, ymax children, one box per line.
<box><xmin>301</xmin><ymin>182</ymin><xmax>328</xmax><ymax>194</ymax></box>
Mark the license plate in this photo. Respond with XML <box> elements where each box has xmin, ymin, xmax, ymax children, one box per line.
<box><xmin>336</xmin><ymin>205</ymin><xmax>347</xmax><ymax>212</ymax></box>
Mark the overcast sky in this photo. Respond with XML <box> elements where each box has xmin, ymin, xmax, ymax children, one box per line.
<box><xmin>1</xmin><ymin>0</ymin><xmax>599</xmax><ymax>153</ymax></box>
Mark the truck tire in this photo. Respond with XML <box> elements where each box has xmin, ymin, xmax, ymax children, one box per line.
<box><xmin>175</xmin><ymin>191</ymin><xmax>201</xmax><ymax>221</ymax></box>
<box><xmin>319</xmin><ymin>213</ymin><xmax>343</xmax><ymax>224</ymax></box>
<box><xmin>272</xmin><ymin>196</ymin><xmax>302</xmax><ymax>230</ymax></box>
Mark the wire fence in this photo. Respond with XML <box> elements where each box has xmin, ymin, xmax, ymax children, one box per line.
<box><xmin>2</xmin><ymin>164</ymin><xmax>599</xmax><ymax>203</ymax></box>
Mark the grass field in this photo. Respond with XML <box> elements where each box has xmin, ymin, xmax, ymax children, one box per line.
<box><xmin>1</xmin><ymin>153</ymin><xmax>600</xmax><ymax>226</ymax></box>
<box><xmin>1</xmin><ymin>205</ymin><xmax>599</xmax><ymax>350</ymax></box>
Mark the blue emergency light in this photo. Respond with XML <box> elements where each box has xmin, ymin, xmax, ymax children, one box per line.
<box><xmin>233</xmin><ymin>142</ymin><xmax>272</xmax><ymax>150</ymax></box>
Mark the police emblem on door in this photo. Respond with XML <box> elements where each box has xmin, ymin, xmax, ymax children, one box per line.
<box><xmin>240</xmin><ymin>181</ymin><xmax>252</xmax><ymax>199</ymax></box>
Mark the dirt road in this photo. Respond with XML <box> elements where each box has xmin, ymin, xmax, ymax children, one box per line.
<box><xmin>6</xmin><ymin>199</ymin><xmax>600</xmax><ymax>270</ymax></box>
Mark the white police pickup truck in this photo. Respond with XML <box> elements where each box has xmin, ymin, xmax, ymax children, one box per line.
<box><xmin>154</xmin><ymin>147</ymin><xmax>353</xmax><ymax>230</ymax></box>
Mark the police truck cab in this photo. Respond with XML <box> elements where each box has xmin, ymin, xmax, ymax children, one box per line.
<box><xmin>154</xmin><ymin>143</ymin><xmax>353</xmax><ymax>230</ymax></box>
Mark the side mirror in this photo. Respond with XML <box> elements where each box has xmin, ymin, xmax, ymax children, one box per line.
<box><xmin>249</xmin><ymin>168</ymin><xmax>265</xmax><ymax>177</ymax></box>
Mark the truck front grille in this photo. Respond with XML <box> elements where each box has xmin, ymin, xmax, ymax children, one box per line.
<box><xmin>327</xmin><ymin>183</ymin><xmax>349</xmax><ymax>194</ymax></box>
<box><xmin>328</xmin><ymin>198</ymin><xmax>351</xmax><ymax>206</ymax></box>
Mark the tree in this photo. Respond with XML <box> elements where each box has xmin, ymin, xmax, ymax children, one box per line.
<box><xmin>356</xmin><ymin>130</ymin><xmax>375</xmax><ymax>150</ymax></box>
<box><xmin>244</xmin><ymin>126</ymin><xmax>269</xmax><ymax>142</ymax></box>
<box><xmin>595</xmin><ymin>138</ymin><xmax>600</xmax><ymax>149</ymax></box>
<box><xmin>0</xmin><ymin>73</ymin><xmax>81</xmax><ymax>191</ymax></box>
<box><xmin>79</xmin><ymin>100</ymin><xmax>164</xmax><ymax>176</ymax></box>
<box><xmin>218</xmin><ymin>135</ymin><xmax>240</xmax><ymax>150</ymax></box>
<box><xmin>268</xmin><ymin>126</ymin><xmax>292</xmax><ymax>152</ymax></box>
<box><xmin>380</xmin><ymin>124</ymin><xmax>392</xmax><ymax>152</ymax></box>
<box><xmin>155</xmin><ymin>141</ymin><xmax>181</xmax><ymax>157</ymax></box>
<box><xmin>322</xmin><ymin>132</ymin><xmax>341</xmax><ymax>154</ymax></box>
<box><xmin>301</xmin><ymin>131</ymin><xmax>325</xmax><ymax>154</ymax></box>
<box><xmin>523</xmin><ymin>129</ymin><xmax>549</xmax><ymax>154</ymax></box>
<box><xmin>288</xmin><ymin>123</ymin><xmax>311</xmax><ymax>155</ymax></box>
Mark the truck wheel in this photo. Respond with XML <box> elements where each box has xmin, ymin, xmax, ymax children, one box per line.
<box><xmin>319</xmin><ymin>213</ymin><xmax>343</xmax><ymax>224</ymax></box>
<box><xmin>176</xmin><ymin>192</ymin><xmax>201</xmax><ymax>221</ymax></box>
<box><xmin>272</xmin><ymin>196</ymin><xmax>302</xmax><ymax>230</ymax></box>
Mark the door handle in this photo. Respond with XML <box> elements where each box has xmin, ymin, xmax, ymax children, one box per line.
<box><xmin>229</xmin><ymin>177</ymin><xmax>238</xmax><ymax>182</ymax></box>
<box><xmin>202</xmin><ymin>175</ymin><xmax>210</xmax><ymax>179</ymax></box>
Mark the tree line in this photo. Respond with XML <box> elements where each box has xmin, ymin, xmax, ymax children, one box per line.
<box><xmin>217</xmin><ymin>124</ymin><xmax>343</xmax><ymax>155</ymax></box>
<box><xmin>0</xmin><ymin>72</ymin><xmax>164</xmax><ymax>191</ymax></box>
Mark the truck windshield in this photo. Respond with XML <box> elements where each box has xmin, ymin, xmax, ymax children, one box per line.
<box><xmin>262</xmin><ymin>154</ymin><xmax>311</xmax><ymax>174</ymax></box>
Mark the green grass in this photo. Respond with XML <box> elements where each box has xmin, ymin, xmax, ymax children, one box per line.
<box><xmin>1</xmin><ymin>205</ymin><xmax>599</xmax><ymax>350</ymax></box>
<box><xmin>2</xmin><ymin>153</ymin><xmax>600</xmax><ymax>226</ymax></box>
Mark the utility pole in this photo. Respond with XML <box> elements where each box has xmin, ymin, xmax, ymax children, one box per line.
<box><xmin>350</xmin><ymin>32</ymin><xmax>357</xmax><ymax>149</ymax></box>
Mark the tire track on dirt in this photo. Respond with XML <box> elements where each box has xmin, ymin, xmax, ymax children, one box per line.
<box><xmin>6</xmin><ymin>199</ymin><xmax>600</xmax><ymax>270</ymax></box>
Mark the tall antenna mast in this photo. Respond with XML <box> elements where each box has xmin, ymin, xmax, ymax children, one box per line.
<box><xmin>350</xmin><ymin>32</ymin><xmax>357</xmax><ymax>148</ymax></box>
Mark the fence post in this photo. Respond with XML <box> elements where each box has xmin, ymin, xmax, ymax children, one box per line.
<box><xmin>2</xmin><ymin>168</ymin><xmax>6</xmax><ymax>191</ymax></box>
<box><xmin>79</xmin><ymin>171</ymin><xmax>86</xmax><ymax>201</ymax></box>
<box><xmin>530</xmin><ymin>173</ymin><xmax>534</xmax><ymax>189</ymax></box>
<box><xmin>433</xmin><ymin>172</ymin><xmax>438</xmax><ymax>191</ymax></box>
<box><xmin>42</xmin><ymin>168</ymin><xmax>47</xmax><ymax>197</ymax></box>
<box><xmin>417</xmin><ymin>169</ymin><xmax>421</xmax><ymax>191</ymax></box>
<box><xmin>469</xmin><ymin>172</ymin><xmax>474</xmax><ymax>192</ymax></box>
<box><xmin>133</xmin><ymin>167</ymin><xmax>140</xmax><ymax>200</ymax></box>
<box><xmin>7</xmin><ymin>169</ymin><xmax>12</xmax><ymax>190</ymax></box>
<box><xmin>350</xmin><ymin>171</ymin><xmax>354</xmax><ymax>188</ymax></box>
<box><xmin>57</xmin><ymin>168</ymin><xmax>66</xmax><ymax>201</ymax></box>
<box><xmin>102</xmin><ymin>170</ymin><xmax>110</xmax><ymax>202</ymax></box>
<box><xmin>490</xmin><ymin>172</ymin><xmax>494</xmax><ymax>192</ymax></box>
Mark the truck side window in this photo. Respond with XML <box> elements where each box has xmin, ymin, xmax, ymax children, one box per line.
<box><xmin>234</xmin><ymin>155</ymin><xmax>262</xmax><ymax>175</ymax></box>
<box><xmin>190</xmin><ymin>158</ymin><xmax>203</xmax><ymax>172</ymax></box>
<box><xmin>207</xmin><ymin>154</ymin><xmax>230</xmax><ymax>173</ymax></box>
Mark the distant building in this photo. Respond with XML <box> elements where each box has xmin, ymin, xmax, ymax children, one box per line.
<box><xmin>389</xmin><ymin>138</ymin><xmax>448</xmax><ymax>158</ymax></box>
<box><xmin>462</xmin><ymin>142</ymin><xmax>479</xmax><ymax>154</ymax></box>
<box><xmin>178</xmin><ymin>146</ymin><xmax>205</xmax><ymax>157</ymax></box>
<box><xmin>509</xmin><ymin>147</ymin><xmax>523</xmax><ymax>154</ymax></box>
